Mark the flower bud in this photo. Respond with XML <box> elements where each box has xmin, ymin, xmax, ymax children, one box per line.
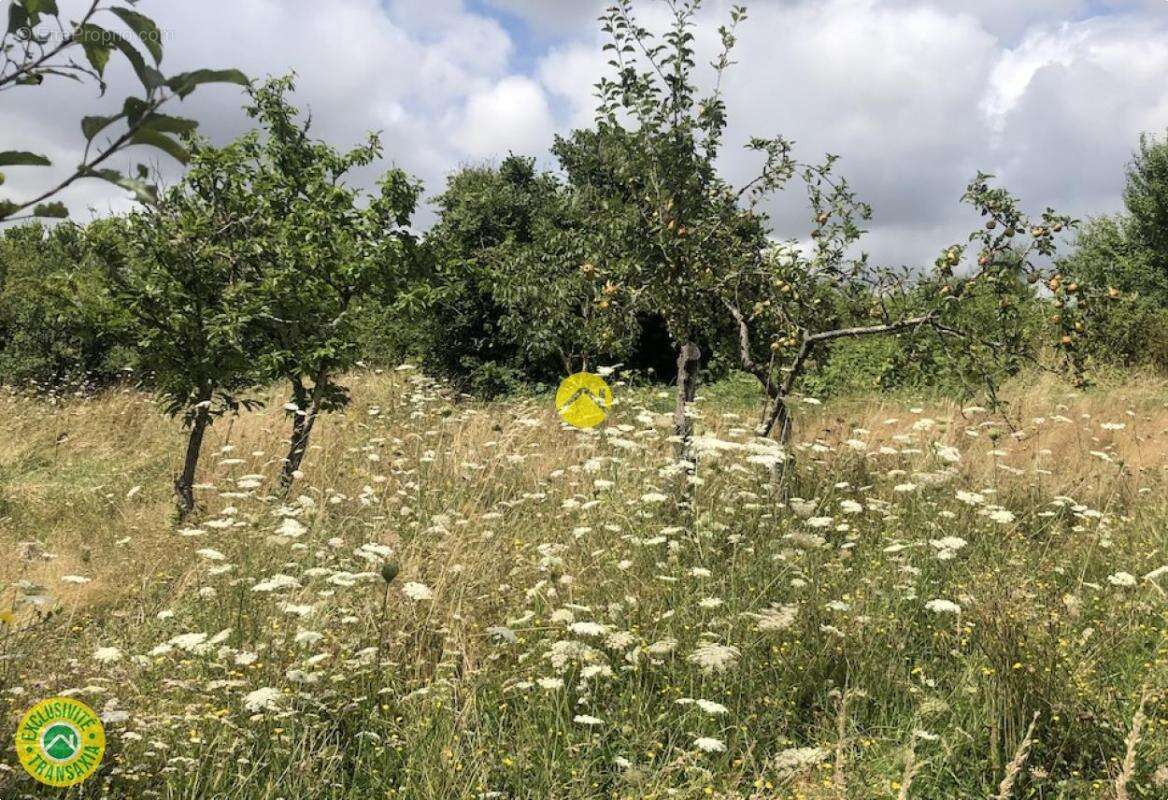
<box><xmin>380</xmin><ymin>561</ymin><xmax>400</xmax><ymax>584</ymax></box>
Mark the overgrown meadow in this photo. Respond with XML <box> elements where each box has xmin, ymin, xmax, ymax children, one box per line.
<box><xmin>2</xmin><ymin>368</ymin><xmax>1167</xmax><ymax>799</ymax></box>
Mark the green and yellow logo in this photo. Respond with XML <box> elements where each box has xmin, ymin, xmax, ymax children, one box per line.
<box><xmin>556</xmin><ymin>372</ymin><xmax>613</xmax><ymax>429</ymax></box>
<box><xmin>15</xmin><ymin>697</ymin><xmax>105</xmax><ymax>787</ymax></box>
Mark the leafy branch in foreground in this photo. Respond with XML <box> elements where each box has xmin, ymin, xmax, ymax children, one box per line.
<box><xmin>0</xmin><ymin>0</ymin><xmax>247</xmax><ymax>223</ymax></box>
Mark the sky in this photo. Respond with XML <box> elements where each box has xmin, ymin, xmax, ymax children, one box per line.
<box><xmin>3</xmin><ymin>0</ymin><xmax>1168</xmax><ymax>266</ymax></box>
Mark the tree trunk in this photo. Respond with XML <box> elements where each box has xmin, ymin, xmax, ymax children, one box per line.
<box><xmin>175</xmin><ymin>399</ymin><xmax>211</xmax><ymax>520</ymax></box>
<box><xmin>672</xmin><ymin>341</ymin><xmax>702</xmax><ymax>515</ymax></box>
<box><xmin>673</xmin><ymin>341</ymin><xmax>702</xmax><ymax>462</ymax></box>
<box><xmin>279</xmin><ymin>374</ymin><xmax>323</xmax><ymax>494</ymax></box>
<box><xmin>760</xmin><ymin>393</ymin><xmax>797</xmax><ymax>499</ymax></box>
<box><xmin>760</xmin><ymin>392</ymin><xmax>796</xmax><ymax>444</ymax></box>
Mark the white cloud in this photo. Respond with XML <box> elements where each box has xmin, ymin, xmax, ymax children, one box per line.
<box><xmin>538</xmin><ymin>42</ymin><xmax>608</xmax><ymax>130</ymax></box>
<box><xmin>1</xmin><ymin>0</ymin><xmax>526</xmax><ymax>225</ymax></box>
<box><xmin>3</xmin><ymin>0</ymin><xmax>1167</xmax><ymax>265</ymax></box>
<box><xmin>691</xmin><ymin>0</ymin><xmax>1168</xmax><ymax>262</ymax></box>
<box><xmin>453</xmin><ymin>76</ymin><xmax>556</xmax><ymax>158</ymax></box>
<box><xmin>708</xmin><ymin>0</ymin><xmax>1003</xmax><ymax>252</ymax></box>
<box><xmin>991</xmin><ymin>15</ymin><xmax>1168</xmax><ymax>219</ymax></box>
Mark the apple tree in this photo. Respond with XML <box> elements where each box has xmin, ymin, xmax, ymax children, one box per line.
<box><xmin>98</xmin><ymin>135</ymin><xmax>269</xmax><ymax>518</ymax></box>
<box><xmin>241</xmin><ymin>77</ymin><xmax>422</xmax><ymax>492</ymax></box>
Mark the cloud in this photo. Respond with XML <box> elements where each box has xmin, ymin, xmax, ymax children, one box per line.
<box><xmin>1</xmin><ymin>0</ymin><xmax>524</xmax><ymax>224</ymax></box>
<box><xmin>991</xmin><ymin>15</ymin><xmax>1168</xmax><ymax>219</ymax></box>
<box><xmin>480</xmin><ymin>0</ymin><xmax>604</xmax><ymax>37</ymax></box>
<box><xmin>718</xmin><ymin>0</ymin><xmax>1001</xmax><ymax>233</ymax></box>
<box><xmin>453</xmin><ymin>76</ymin><xmax>557</xmax><ymax>158</ymax></box>
<box><xmin>3</xmin><ymin>0</ymin><xmax>1167</xmax><ymax>265</ymax></box>
<box><xmin>537</xmin><ymin>41</ymin><xmax>608</xmax><ymax>130</ymax></box>
<box><xmin>621</xmin><ymin>0</ymin><xmax>1168</xmax><ymax>263</ymax></box>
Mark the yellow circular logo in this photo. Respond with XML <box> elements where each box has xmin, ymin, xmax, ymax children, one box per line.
<box><xmin>15</xmin><ymin>697</ymin><xmax>106</xmax><ymax>787</ymax></box>
<box><xmin>556</xmin><ymin>372</ymin><xmax>614</xmax><ymax>429</ymax></box>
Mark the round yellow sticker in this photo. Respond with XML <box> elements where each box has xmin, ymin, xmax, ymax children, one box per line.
<box><xmin>15</xmin><ymin>697</ymin><xmax>106</xmax><ymax>787</ymax></box>
<box><xmin>556</xmin><ymin>372</ymin><xmax>613</xmax><ymax>429</ymax></box>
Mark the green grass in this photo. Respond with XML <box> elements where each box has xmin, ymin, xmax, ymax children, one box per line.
<box><xmin>1</xmin><ymin>371</ymin><xmax>1167</xmax><ymax>799</ymax></box>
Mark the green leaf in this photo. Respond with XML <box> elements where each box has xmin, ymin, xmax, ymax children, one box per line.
<box><xmin>139</xmin><ymin>113</ymin><xmax>199</xmax><ymax>136</ymax></box>
<box><xmin>119</xmin><ymin>176</ymin><xmax>159</xmax><ymax>205</ymax></box>
<box><xmin>112</xmin><ymin>35</ymin><xmax>164</xmax><ymax>92</ymax></box>
<box><xmin>22</xmin><ymin>0</ymin><xmax>60</xmax><ymax>14</ymax></box>
<box><xmin>32</xmin><ymin>201</ymin><xmax>69</xmax><ymax>219</ymax></box>
<box><xmin>130</xmin><ymin>128</ymin><xmax>189</xmax><ymax>164</ymax></box>
<box><xmin>0</xmin><ymin>200</ymin><xmax>17</xmax><ymax>221</ymax></box>
<box><xmin>123</xmin><ymin>96</ymin><xmax>150</xmax><ymax>127</ymax></box>
<box><xmin>82</xmin><ymin>167</ymin><xmax>159</xmax><ymax>204</ymax></box>
<box><xmin>7</xmin><ymin>4</ymin><xmax>28</xmax><ymax>36</ymax></box>
<box><xmin>165</xmin><ymin>68</ymin><xmax>249</xmax><ymax>99</ymax></box>
<box><xmin>109</xmin><ymin>7</ymin><xmax>163</xmax><ymax>63</ymax></box>
<box><xmin>82</xmin><ymin>113</ymin><xmax>123</xmax><ymax>142</ymax></box>
<box><xmin>0</xmin><ymin>151</ymin><xmax>52</xmax><ymax>167</ymax></box>
<box><xmin>78</xmin><ymin>24</ymin><xmax>113</xmax><ymax>77</ymax></box>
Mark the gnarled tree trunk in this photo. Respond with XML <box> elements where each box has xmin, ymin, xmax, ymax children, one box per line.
<box><xmin>673</xmin><ymin>341</ymin><xmax>702</xmax><ymax>462</ymax></box>
<box><xmin>760</xmin><ymin>393</ymin><xmax>794</xmax><ymax>443</ymax></box>
<box><xmin>279</xmin><ymin>372</ymin><xmax>325</xmax><ymax>494</ymax></box>
<box><xmin>175</xmin><ymin>389</ymin><xmax>212</xmax><ymax>520</ymax></box>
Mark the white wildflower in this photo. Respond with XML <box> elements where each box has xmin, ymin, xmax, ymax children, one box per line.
<box><xmin>687</xmin><ymin>642</ymin><xmax>740</xmax><ymax>673</ymax></box>
<box><xmin>956</xmin><ymin>490</ymin><xmax>985</xmax><ymax>506</ymax></box>
<box><xmin>695</xmin><ymin>699</ymin><xmax>729</xmax><ymax>716</ymax></box>
<box><xmin>569</xmin><ymin>621</ymin><xmax>608</xmax><ymax>637</ymax></box>
<box><xmin>251</xmin><ymin>574</ymin><xmax>300</xmax><ymax>593</ymax></box>
<box><xmin>92</xmin><ymin>647</ymin><xmax>123</xmax><ymax>663</ymax></box>
<box><xmin>275</xmin><ymin>518</ymin><xmax>307</xmax><ymax>539</ymax></box>
<box><xmin>1107</xmin><ymin>571</ymin><xmax>1137</xmax><ymax>588</ymax></box>
<box><xmin>402</xmin><ymin>581</ymin><xmax>434</xmax><ymax>601</ymax></box>
<box><xmin>925</xmin><ymin>599</ymin><xmax>961</xmax><ymax>615</ymax></box>
<box><xmin>755</xmin><ymin>605</ymin><xmax>798</xmax><ymax>632</ymax></box>
<box><xmin>243</xmin><ymin>687</ymin><xmax>282</xmax><ymax>713</ymax></box>
<box><xmin>694</xmin><ymin>737</ymin><xmax>726</xmax><ymax>753</ymax></box>
<box><xmin>774</xmin><ymin>746</ymin><xmax>829</xmax><ymax>773</ymax></box>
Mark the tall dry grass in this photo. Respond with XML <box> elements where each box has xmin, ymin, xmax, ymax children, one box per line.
<box><xmin>0</xmin><ymin>369</ymin><xmax>1166</xmax><ymax>799</ymax></box>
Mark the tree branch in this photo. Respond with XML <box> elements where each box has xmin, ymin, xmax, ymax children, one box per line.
<box><xmin>744</xmin><ymin>312</ymin><xmax>941</xmax><ymax>438</ymax></box>
<box><xmin>0</xmin><ymin>0</ymin><xmax>102</xmax><ymax>90</ymax></box>
<box><xmin>3</xmin><ymin>94</ymin><xmax>171</xmax><ymax>220</ymax></box>
<box><xmin>722</xmin><ymin>297</ymin><xmax>773</xmax><ymax>393</ymax></box>
<box><xmin>805</xmin><ymin>313</ymin><xmax>937</xmax><ymax>345</ymax></box>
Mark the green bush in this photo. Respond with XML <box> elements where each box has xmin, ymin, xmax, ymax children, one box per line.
<box><xmin>798</xmin><ymin>279</ymin><xmax>1049</xmax><ymax>400</ymax></box>
<box><xmin>802</xmin><ymin>335</ymin><xmax>908</xmax><ymax>397</ymax></box>
<box><xmin>0</xmin><ymin>222</ymin><xmax>132</xmax><ymax>389</ymax></box>
<box><xmin>1081</xmin><ymin>292</ymin><xmax>1168</xmax><ymax>371</ymax></box>
<box><xmin>1062</xmin><ymin>133</ymin><xmax>1168</xmax><ymax>370</ymax></box>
